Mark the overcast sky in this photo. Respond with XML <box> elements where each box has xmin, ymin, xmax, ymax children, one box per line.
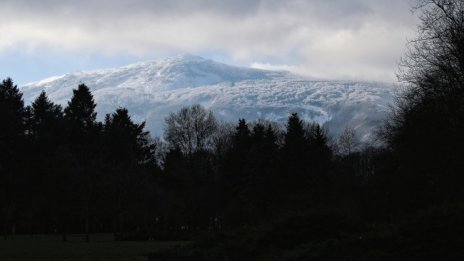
<box><xmin>0</xmin><ymin>0</ymin><xmax>419</xmax><ymax>85</ymax></box>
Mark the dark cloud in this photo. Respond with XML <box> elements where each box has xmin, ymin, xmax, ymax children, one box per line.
<box><xmin>2</xmin><ymin>0</ymin><xmax>262</xmax><ymax>18</ymax></box>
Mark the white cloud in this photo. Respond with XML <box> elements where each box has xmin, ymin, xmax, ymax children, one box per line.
<box><xmin>250</xmin><ymin>62</ymin><xmax>296</xmax><ymax>72</ymax></box>
<box><xmin>0</xmin><ymin>0</ymin><xmax>419</xmax><ymax>82</ymax></box>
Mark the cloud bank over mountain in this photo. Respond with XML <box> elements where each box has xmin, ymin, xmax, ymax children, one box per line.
<box><xmin>1</xmin><ymin>0</ymin><xmax>417</xmax><ymax>83</ymax></box>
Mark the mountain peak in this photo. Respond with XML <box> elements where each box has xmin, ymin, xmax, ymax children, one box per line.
<box><xmin>172</xmin><ymin>53</ymin><xmax>207</xmax><ymax>62</ymax></box>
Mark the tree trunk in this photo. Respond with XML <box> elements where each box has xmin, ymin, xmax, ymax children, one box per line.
<box><xmin>3</xmin><ymin>218</ymin><xmax>7</xmax><ymax>240</ymax></box>
<box><xmin>85</xmin><ymin>203</ymin><xmax>89</xmax><ymax>242</ymax></box>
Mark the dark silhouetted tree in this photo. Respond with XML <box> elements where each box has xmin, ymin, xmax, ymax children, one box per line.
<box><xmin>306</xmin><ymin>123</ymin><xmax>332</xmax><ymax>187</ymax></box>
<box><xmin>380</xmin><ymin>0</ymin><xmax>464</xmax><ymax>209</ymax></box>
<box><xmin>307</xmin><ymin>123</ymin><xmax>332</xmax><ymax>165</ymax></box>
<box><xmin>0</xmin><ymin>78</ymin><xmax>28</xmax><ymax>238</ymax></box>
<box><xmin>63</xmin><ymin>83</ymin><xmax>100</xmax><ymax>242</ymax></box>
<box><xmin>284</xmin><ymin>113</ymin><xmax>306</xmax><ymax>152</ymax></box>
<box><xmin>103</xmin><ymin>108</ymin><xmax>156</xmax><ymax>168</ymax></box>
<box><xmin>337</xmin><ymin>126</ymin><xmax>359</xmax><ymax>156</ymax></box>
<box><xmin>164</xmin><ymin>104</ymin><xmax>217</xmax><ymax>155</ymax></box>
<box><xmin>28</xmin><ymin>91</ymin><xmax>63</xmax><ymax>139</ymax></box>
<box><xmin>64</xmin><ymin>84</ymin><xmax>97</xmax><ymax>131</ymax></box>
<box><xmin>281</xmin><ymin>113</ymin><xmax>309</xmax><ymax>188</ymax></box>
<box><xmin>102</xmin><ymin>108</ymin><xmax>158</xmax><ymax>235</ymax></box>
<box><xmin>26</xmin><ymin>91</ymin><xmax>64</xmax><ymax>235</ymax></box>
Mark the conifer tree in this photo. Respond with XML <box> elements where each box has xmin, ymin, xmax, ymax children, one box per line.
<box><xmin>282</xmin><ymin>113</ymin><xmax>309</xmax><ymax>181</ymax></box>
<box><xmin>307</xmin><ymin>123</ymin><xmax>332</xmax><ymax>178</ymax></box>
<box><xmin>29</xmin><ymin>91</ymin><xmax>63</xmax><ymax>141</ymax></box>
<box><xmin>0</xmin><ymin>78</ymin><xmax>28</xmax><ymax>238</ymax></box>
<box><xmin>63</xmin><ymin>83</ymin><xmax>100</xmax><ymax>242</ymax></box>
<box><xmin>64</xmin><ymin>84</ymin><xmax>97</xmax><ymax>134</ymax></box>
<box><xmin>104</xmin><ymin>107</ymin><xmax>155</xmax><ymax>168</ymax></box>
<box><xmin>233</xmin><ymin>118</ymin><xmax>251</xmax><ymax>151</ymax></box>
<box><xmin>27</xmin><ymin>91</ymin><xmax>65</xmax><ymax>233</ymax></box>
<box><xmin>283</xmin><ymin>113</ymin><xmax>307</xmax><ymax>153</ymax></box>
<box><xmin>0</xmin><ymin>78</ymin><xmax>27</xmax><ymax>154</ymax></box>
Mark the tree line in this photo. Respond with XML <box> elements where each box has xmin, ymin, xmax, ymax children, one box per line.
<box><xmin>0</xmin><ymin>82</ymin><xmax>158</xmax><ymax>240</ymax></box>
<box><xmin>2</xmin><ymin>68</ymin><xmax>461</xmax><ymax>243</ymax></box>
<box><xmin>0</xmin><ymin>78</ymin><xmax>377</xmax><ymax>239</ymax></box>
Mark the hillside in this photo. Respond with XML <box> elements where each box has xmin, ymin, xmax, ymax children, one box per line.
<box><xmin>20</xmin><ymin>54</ymin><xmax>394</xmax><ymax>140</ymax></box>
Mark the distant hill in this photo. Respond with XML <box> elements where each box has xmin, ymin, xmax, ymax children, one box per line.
<box><xmin>21</xmin><ymin>54</ymin><xmax>394</xmax><ymax>140</ymax></box>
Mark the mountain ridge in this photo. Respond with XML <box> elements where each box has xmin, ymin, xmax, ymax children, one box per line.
<box><xmin>20</xmin><ymin>54</ymin><xmax>394</xmax><ymax>141</ymax></box>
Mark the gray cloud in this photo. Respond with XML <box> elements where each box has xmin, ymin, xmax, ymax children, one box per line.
<box><xmin>0</xmin><ymin>0</ymin><xmax>419</xmax><ymax>82</ymax></box>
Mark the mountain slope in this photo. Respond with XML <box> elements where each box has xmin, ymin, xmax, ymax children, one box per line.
<box><xmin>20</xmin><ymin>54</ymin><xmax>394</xmax><ymax>141</ymax></box>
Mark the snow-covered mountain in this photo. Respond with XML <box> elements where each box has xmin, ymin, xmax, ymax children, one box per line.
<box><xmin>20</xmin><ymin>54</ymin><xmax>394</xmax><ymax>141</ymax></box>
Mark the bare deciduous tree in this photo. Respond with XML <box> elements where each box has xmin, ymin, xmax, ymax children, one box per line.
<box><xmin>337</xmin><ymin>126</ymin><xmax>359</xmax><ymax>156</ymax></box>
<box><xmin>381</xmin><ymin>0</ymin><xmax>464</xmax><ymax>145</ymax></box>
<box><xmin>164</xmin><ymin>104</ymin><xmax>218</xmax><ymax>155</ymax></box>
<box><xmin>399</xmin><ymin>0</ymin><xmax>464</xmax><ymax>87</ymax></box>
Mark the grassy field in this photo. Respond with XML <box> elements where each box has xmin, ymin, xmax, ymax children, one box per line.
<box><xmin>0</xmin><ymin>234</ymin><xmax>184</xmax><ymax>261</ymax></box>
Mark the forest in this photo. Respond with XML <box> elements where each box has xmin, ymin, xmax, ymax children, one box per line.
<box><xmin>1</xmin><ymin>0</ymin><xmax>464</xmax><ymax>260</ymax></box>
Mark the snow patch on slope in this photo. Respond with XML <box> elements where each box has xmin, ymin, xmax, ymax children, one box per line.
<box><xmin>21</xmin><ymin>54</ymin><xmax>394</xmax><ymax>141</ymax></box>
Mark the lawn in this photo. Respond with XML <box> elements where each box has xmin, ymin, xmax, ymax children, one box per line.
<box><xmin>0</xmin><ymin>234</ymin><xmax>185</xmax><ymax>261</ymax></box>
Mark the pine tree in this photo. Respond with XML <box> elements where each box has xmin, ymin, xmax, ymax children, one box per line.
<box><xmin>63</xmin><ymin>83</ymin><xmax>100</xmax><ymax>242</ymax></box>
<box><xmin>0</xmin><ymin>78</ymin><xmax>27</xmax><ymax>154</ymax></box>
<box><xmin>63</xmin><ymin>83</ymin><xmax>101</xmax><ymax>159</ymax></box>
<box><xmin>0</xmin><ymin>78</ymin><xmax>28</xmax><ymax>238</ymax></box>
<box><xmin>103</xmin><ymin>108</ymin><xmax>155</xmax><ymax>168</ymax></box>
<box><xmin>250</xmin><ymin>123</ymin><xmax>276</xmax><ymax>173</ymax></box>
<box><xmin>29</xmin><ymin>91</ymin><xmax>63</xmax><ymax>141</ymax></box>
<box><xmin>282</xmin><ymin>113</ymin><xmax>309</xmax><ymax>182</ymax></box>
<box><xmin>264</xmin><ymin>124</ymin><xmax>278</xmax><ymax>155</ymax></box>
<box><xmin>307</xmin><ymin>123</ymin><xmax>331</xmax><ymax>158</ymax></box>
<box><xmin>307</xmin><ymin>123</ymin><xmax>332</xmax><ymax>178</ymax></box>
<box><xmin>233</xmin><ymin>118</ymin><xmax>251</xmax><ymax>152</ymax></box>
<box><xmin>64</xmin><ymin>84</ymin><xmax>96</xmax><ymax>128</ymax></box>
<box><xmin>27</xmin><ymin>91</ymin><xmax>65</xmax><ymax>234</ymax></box>
<box><xmin>284</xmin><ymin>113</ymin><xmax>306</xmax><ymax>151</ymax></box>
